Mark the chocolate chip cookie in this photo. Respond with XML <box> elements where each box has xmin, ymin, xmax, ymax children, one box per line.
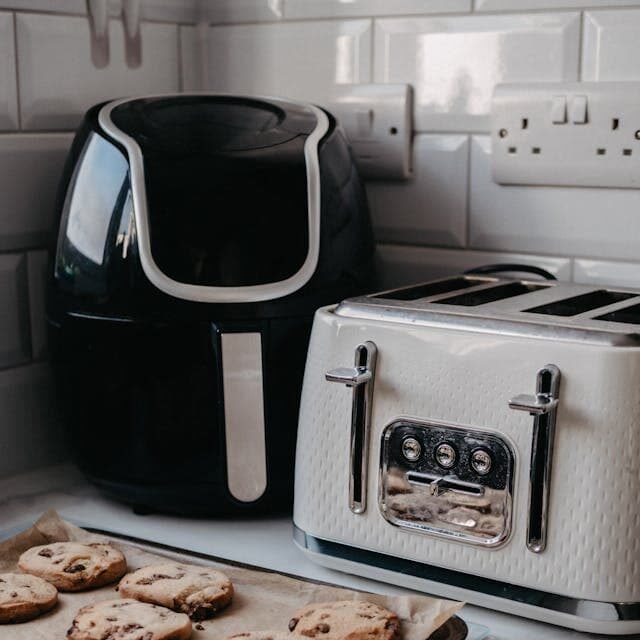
<box><xmin>0</xmin><ymin>572</ymin><xmax>58</xmax><ymax>624</ymax></box>
<box><xmin>288</xmin><ymin>601</ymin><xmax>400</xmax><ymax>640</ymax></box>
<box><xmin>119</xmin><ymin>563</ymin><xmax>233</xmax><ymax>621</ymax></box>
<box><xmin>18</xmin><ymin>542</ymin><xmax>127</xmax><ymax>592</ymax></box>
<box><xmin>66</xmin><ymin>599</ymin><xmax>192</xmax><ymax>640</ymax></box>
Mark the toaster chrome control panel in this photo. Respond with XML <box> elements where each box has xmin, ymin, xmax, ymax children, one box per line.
<box><xmin>380</xmin><ymin>420</ymin><xmax>515</xmax><ymax>547</ymax></box>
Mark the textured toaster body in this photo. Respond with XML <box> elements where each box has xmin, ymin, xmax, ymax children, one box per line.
<box><xmin>294</xmin><ymin>306</ymin><xmax>640</xmax><ymax>611</ymax></box>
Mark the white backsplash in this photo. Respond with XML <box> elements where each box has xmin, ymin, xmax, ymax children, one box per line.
<box><xmin>373</xmin><ymin>12</ymin><xmax>581</xmax><ymax>132</ymax></box>
<box><xmin>0</xmin><ymin>0</ymin><xmax>639</xmax><ymax>476</ymax></box>
<box><xmin>184</xmin><ymin>0</ymin><xmax>640</xmax><ymax>289</ymax></box>
<box><xmin>16</xmin><ymin>13</ymin><xmax>180</xmax><ymax>130</ymax></box>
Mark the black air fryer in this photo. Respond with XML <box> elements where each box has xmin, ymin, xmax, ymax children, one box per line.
<box><xmin>48</xmin><ymin>94</ymin><xmax>374</xmax><ymax>515</ymax></box>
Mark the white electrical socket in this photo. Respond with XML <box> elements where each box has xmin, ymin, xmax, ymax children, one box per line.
<box><xmin>492</xmin><ymin>82</ymin><xmax>640</xmax><ymax>189</ymax></box>
<box><xmin>328</xmin><ymin>84</ymin><xmax>413</xmax><ymax>181</ymax></box>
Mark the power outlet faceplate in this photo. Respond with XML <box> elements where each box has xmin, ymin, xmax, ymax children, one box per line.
<box><xmin>491</xmin><ymin>82</ymin><xmax>640</xmax><ymax>189</ymax></box>
<box><xmin>329</xmin><ymin>84</ymin><xmax>413</xmax><ymax>181</ymax></box>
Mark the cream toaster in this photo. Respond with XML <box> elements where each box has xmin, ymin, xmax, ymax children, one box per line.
<box><xmin>293</xmin><ymin>273</ymin><xmax>640</xmax><ymax>635</ymax></box>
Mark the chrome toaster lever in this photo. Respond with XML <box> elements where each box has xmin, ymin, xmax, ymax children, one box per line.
<box><xmin>406</xmin><ymin>471</ymin><xmax>486</xmax><ymax>498</ymax></box>
<box><xmin>509</xmin><ymin>364</ymin><xmax>561</xmax><ymax>554</ymax></box>
<box><xmin>325</xmin><ymin>366</ymin><xmax>372</xmax><ymax>387</ymax></box>
<box><xmin>326</xmin><ymin>342</ymin><xmax>377</xmax><ymax>514</ymax></box>
<box><xmin>509</xmin><ymin>393</ymin><xmax>558</xmax><ymax>415</ymax></box>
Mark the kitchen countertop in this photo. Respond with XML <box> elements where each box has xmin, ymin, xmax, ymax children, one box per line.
<box><xmin>0</xmin><ymin>465</ymin><xmax>633</xmax><ymax>640</ymax></box>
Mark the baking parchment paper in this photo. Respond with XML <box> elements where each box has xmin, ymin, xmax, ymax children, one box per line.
<box><xmin>0</xmin><ymin>511</ymin><xmax>463</xmax><ymax>639</ymax></box>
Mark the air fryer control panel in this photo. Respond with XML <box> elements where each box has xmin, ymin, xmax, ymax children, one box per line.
<box><xmin>379</xmin><ymin>420</ymin><xmax>515</xmax><ymax>547</ymax></box>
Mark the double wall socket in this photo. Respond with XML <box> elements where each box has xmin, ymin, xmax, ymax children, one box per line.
<box><xmin>492</xmin><ymin>82</ymin><xmax>640</xmax><ymax>189</ymax></box>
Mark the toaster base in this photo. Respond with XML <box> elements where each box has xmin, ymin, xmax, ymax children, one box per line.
<box><xmin>293</xmin><ymin>526</ymin><xmax>640</xmax><ymax>636</ymax></box>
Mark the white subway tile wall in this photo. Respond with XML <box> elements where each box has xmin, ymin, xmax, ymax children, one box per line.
<box><xmin>17</xmin><ymin>13</ymin><xmax>179</xmax><ymax>130</ymax></box>
<box><xmin>0</xmin><ymin>0</ymin><xmax>93</xmax><ymax>14</ymax></box>
<box><xmin>0</xmin><ymin>253</ymin><xmax>30</xmax><ymax>369</ymax></box>
<box><xmin>1</xmin><ymin>1</ymin><xmax>640</xmax><ymax>477</ymax></box>
<box><xmin>181</xmin><ymin>19</ymin><xmax>372</xmax><ymax>101</ymax></box>
<box><xmin>284</xmin><ymin>0</ymin><xmax>471</xmax><ymax>20</ymax></box>
<box><xmin>582</xmin><ymin>10</ymin><xmax>640</xmax><ymax>81</ymax></box>
<box><xmin>0</xmin><ymin>134</ymin><xmax>73</xmax><ymax>251</ymax></box>
<box><xmin>373</xmin><ymin>12</ymin><xmax>581</xmax><ymax>132</ymax></box>
<box><xmin>27</xmin><ymin>250</ymin><xmax>48</xmax><ymax>361</ymax></box>
<box><xmin>476</xmin><ymin>0</ymin><xmax>640</xmax><ymax>11</ymax></box>
<box><xmin>375</xmin><ymin>244</ymin><xmax>572</xmax><ymax>289</ymax></box>
<box><xmin>0</xmin><ymin>363</ymin><xmax>65</xmax><ymax>477</ymax></box>
<box><xmin>469</xmin><ymin>136</ymin><xmax>640</xmax><ymax>260</ymax></box>
<box><xmin>367</xmin><ymin>134</ymin><xmax>468</xmax><ymax>247</ymax></box>
<box><xmin>198</xmin><ymin>0</ymin><xmax>284</xmax><ymax>23</ymax></box>
<box><xmin>0</xmin><ymin>4</ymin><xmax>184</xmax><ymax>477</ymax></box>
<box><xmin>573</xmin><ymin>259</ymin><xmax>640</xmax><ymax>288</ymax></box>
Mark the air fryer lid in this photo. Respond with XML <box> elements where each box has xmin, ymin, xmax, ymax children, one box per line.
<box><xmin>100</xmin><ymin>95</ymin><xmax>329</xmax><ymax>301</ymax></box>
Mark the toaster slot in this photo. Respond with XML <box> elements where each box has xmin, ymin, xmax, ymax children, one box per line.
<box><xmin>373</xmin><ymin>277</ymin><xmax>482</xmax><ymax>301</ymax></box>
<box><xmin>524</xmin><ymin>289</ymin><xmax>636</xmax><ymax>317</ymax></box>
<box><xmin>594</xmin><ymin>301</ymin><xmax>640</xmax><ymax>324</ymax></box>
<box><xmin>435</xmin><ymin>281</ymin><xmax>549</xmax><ymax>306</ymax></box>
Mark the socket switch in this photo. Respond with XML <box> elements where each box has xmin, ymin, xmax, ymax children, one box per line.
<box><xmin>492</xmin><ymin>82</ymin><xmax>640</xmax><ymax>189</ymax></box>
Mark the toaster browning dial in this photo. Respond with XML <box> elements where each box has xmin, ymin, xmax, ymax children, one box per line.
<box><xmin>380</xmin><ymin>420</ymin><xmax>515</xmax><ymax>547</ymax></box>
<box><xmin>434</xmin><ymin>442</ymin><xmax>457</xmax><ymax>469</ymax></box>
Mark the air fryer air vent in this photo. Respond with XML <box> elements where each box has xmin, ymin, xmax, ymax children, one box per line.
<box><xmin>525</xmin><ymin>290</ymin><xmax>637</xmax><ymax>317</ymax></box>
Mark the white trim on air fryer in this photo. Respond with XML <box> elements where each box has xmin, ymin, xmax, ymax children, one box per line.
<box><xmin>98</xmin><ymin>94</ymin><xmax>330</xmax><ymax>303</ymax></box>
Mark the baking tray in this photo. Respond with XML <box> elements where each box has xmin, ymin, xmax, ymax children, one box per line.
<box><xmin>0</xmin><ymin>512</ymin><xmax>474</xmax><ymax>640</ymax></box>
<box><xmin>88</xmin><ymin>528</ymin><xmax>469</xmax><ymax>640</ymax></box>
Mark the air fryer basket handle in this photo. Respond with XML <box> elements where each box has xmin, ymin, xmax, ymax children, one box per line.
<box><xmin>464</xmin><ymin>263</ymin><xmax>557</xmax><ymax>281</ymax></box>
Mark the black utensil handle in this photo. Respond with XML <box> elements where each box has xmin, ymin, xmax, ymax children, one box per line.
<box><xmin>464</xmin><ymin>263</ymin><xmax>557</xmax><ymax>281</ymax></box>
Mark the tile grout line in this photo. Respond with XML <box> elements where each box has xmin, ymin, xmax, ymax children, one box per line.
<box><xmin>463</xmin><ymin>4</ymin><xmax>640</xmax><ymax>17</ymax></box>
<box><xmin>203</xmin><ymin>6</ymin><xmax>632</xmax><ymax>26</ymax></box>
<box><xmin>12</xmin><ymin>11</ymin><xmax>21</xmax><ymax>130</ymax></box>
<box><xmin>177</xmin><ymin>22</ymin><xmax>183</xmax><ymax>92</ymax></box>
<box><xmin>377</xmin><ymin>241</ymin><xmax>640</xmax><ymax>268</ymax></box>
<box><xmin>369</xmin><ymin>16</ymin><xmax>374</xmax><ymax>84</ymax></box>
<box><xmin>4</xmin><ymin>3</ymin><xmax>640</xmax><ymax>25</ymax></box>
<box><xmin>464</xmin><ymin>134</ymin><xmax>472</xmax><ymax>248</ymax></box>
<box><xmin>0</xmin><ymin>130</ymin><xmax>75</xmax><ymax>137</ymax></box>
<box><xmin>19</xmin><ymin>251</ymin><xmax>34</xmax><ymax>364</ymax></box>
<box><xmin>577</xmin><ymin>9</ymin><xmax>584</xmax><ymax>81</ymax></box>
